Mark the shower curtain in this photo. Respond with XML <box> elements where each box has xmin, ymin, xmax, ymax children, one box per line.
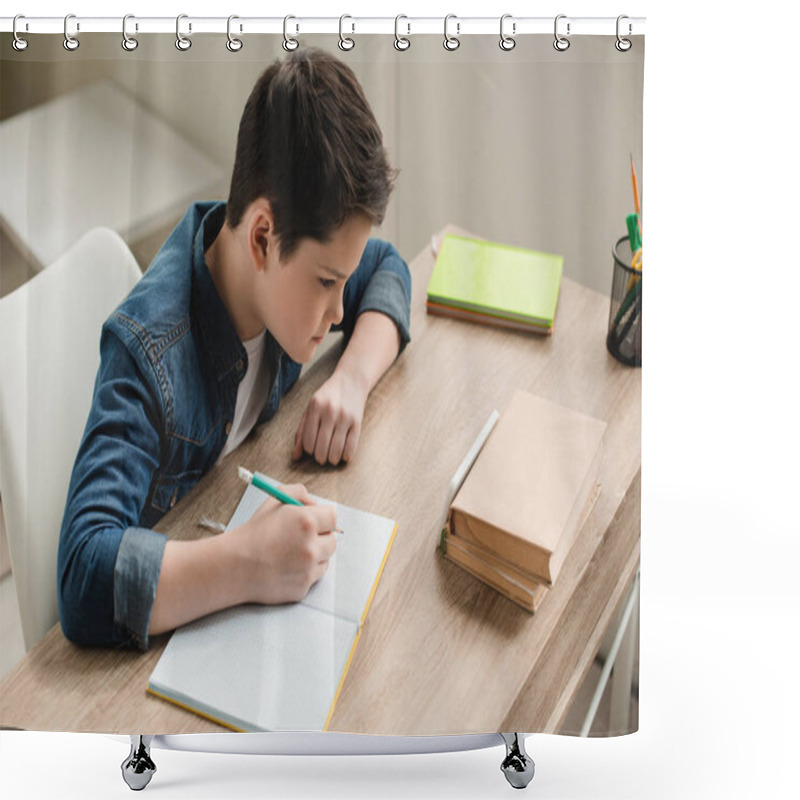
<box><xmin>0</xmin><ymin>14</ymin><xmax>644</xmax><ymax>795</ymax></box>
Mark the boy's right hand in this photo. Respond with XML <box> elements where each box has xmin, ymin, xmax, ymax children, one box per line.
<box><xmin>227</xmin><ymin>483</ymin><xmax>338</xmax><ymax>605</ymax></box>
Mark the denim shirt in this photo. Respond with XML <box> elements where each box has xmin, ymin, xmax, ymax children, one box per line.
<box><xmin>57</xmin><ymin>201</ymin><xmax>411</xmax><ymax>651</ymax></box>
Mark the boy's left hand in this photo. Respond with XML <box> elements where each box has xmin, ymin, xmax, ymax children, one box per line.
<box><xmin>292</xmin><ymin>369</ymin><xmax>369</xmax><ymax>466</ymax></box>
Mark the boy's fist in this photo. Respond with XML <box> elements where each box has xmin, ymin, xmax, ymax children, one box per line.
<box><xmin>292</xmin><ymin>370</ymin><xmax>368</xmax><ymax>466</ymax></box>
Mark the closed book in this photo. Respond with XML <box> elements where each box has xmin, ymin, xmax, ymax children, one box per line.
<box><xmin>443</xmin><ymin>480</ymin><xmax>601</xmax><ymax>611</ymax></box>
<box><xmin>425</xmin><ymin>300</ymin><xmax>553</xmax><ymax>335</ymax></box>
<box><xmin>449</xmin><ymin>391</ymin><xmax>606</xmax><ymax>586</ymax></box>
<box><xmin>426</xmin><ymin>234</ymin><xmax>563</xmax><ymax>330</ymax></box>
<box><xmin>443</xmin><ymin>530</ymin><xmax>549</xmax><ymax>612</ymax></box>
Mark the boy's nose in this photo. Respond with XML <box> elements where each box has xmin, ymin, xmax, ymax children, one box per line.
<box><xmin>329</xmin><ymin>292</ymin><xmax>344</xmax><ymax>325</ymax></box>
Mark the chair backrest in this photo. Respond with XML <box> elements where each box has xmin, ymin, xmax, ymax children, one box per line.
<box><xmin>0</xmin><ymin>228</ymin><xmax>141</xmax><ymax>651</ymax></box>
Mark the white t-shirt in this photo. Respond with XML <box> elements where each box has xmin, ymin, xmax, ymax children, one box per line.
<box><xmin>217</xmin><ymin>332</ymin><xmax>272</xmax><ymax>463</ymax></box>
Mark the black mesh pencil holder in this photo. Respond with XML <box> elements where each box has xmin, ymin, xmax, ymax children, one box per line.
<box><xmin>606</xmin><ymin>235</ymin><xmax>642</xmax><ymax>367</ymax></box>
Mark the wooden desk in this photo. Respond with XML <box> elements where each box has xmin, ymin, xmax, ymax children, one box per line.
<box><xmin>0</xmin><ymin>227</ymin><xmax>640</xmax><ymax>735</ymax></box>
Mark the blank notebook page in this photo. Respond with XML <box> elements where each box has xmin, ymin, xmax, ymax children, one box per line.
<box><xmin>148</xmin><ymin>603</ymin><xmax>357</xmax><ymax>731</ymax></box>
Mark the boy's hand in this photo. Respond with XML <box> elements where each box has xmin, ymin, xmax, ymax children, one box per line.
<box><xmin>292</xmin><ymin>369</ymin><xmax>368</xmax><ymax>466</ymax></box>
<box><xmin>229</xmin><ymin>483</ymin><xmax>338</xmax><ymax>605</ymax></box>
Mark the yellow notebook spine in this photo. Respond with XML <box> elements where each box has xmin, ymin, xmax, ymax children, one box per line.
<box><xmin>323</xmin><ymin>521</ymin><xmax>399</xmax><ymax>731</ymax></box>
<box><xmin>145</xmin><ymin>686</ymin><xmax>246</xmax><ymax>732</ymax></box>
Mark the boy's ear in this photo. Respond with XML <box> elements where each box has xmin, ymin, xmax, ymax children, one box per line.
<box><xmin>247</xmin><ymin>198</ymin><xmax>276</xmax><ymax>271</ymax></box>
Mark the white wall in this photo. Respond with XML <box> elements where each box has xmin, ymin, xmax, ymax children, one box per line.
<box><xmin>1</xmin><ymin>33</ymin><xmax>642</xmax><ymax>294</ymax></box>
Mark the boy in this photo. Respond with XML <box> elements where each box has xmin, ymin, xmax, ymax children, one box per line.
<box><xmin>57</xmin><ymin>48</ymin><xmax>411</xmax><ymax>651</ymax></box>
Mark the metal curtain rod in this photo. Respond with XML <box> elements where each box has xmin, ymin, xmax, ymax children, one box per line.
<box><xmin>1</xmin><ymin>15</ymin><xmax>646</xmax><ymax>37</ymax></box>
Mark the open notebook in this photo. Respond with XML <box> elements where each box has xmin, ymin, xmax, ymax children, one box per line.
<box><xmin>147</xmin><ymin>475</ymin><xmax>398</xmax><ymax>731</ymax></box>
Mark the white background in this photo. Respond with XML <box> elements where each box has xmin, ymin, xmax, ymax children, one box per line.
<box><xmin>2</xmin><ymin>1</ymin><xmax>799</xmax><ymax>798</ymax></box>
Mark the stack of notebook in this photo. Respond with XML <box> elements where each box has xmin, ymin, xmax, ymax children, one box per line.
<box><xmin>426</xmin><ymin>234</ymin><xmax>564</xmax><ymax>334</ymax></box>
<box><xmin>442</xmin><ymin>391</ymin><xmax>606</xmax><ymax>612</ymax></box>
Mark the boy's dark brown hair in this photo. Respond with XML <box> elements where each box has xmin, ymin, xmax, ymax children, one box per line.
<box><xmin>226</xmin><ymin>48</ymin><xmax>395</xmax><ymax>259</ymax></box>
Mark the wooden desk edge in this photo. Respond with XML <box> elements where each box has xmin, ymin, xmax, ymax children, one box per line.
<box><xmin>500</xmin><ymin>468</ymin><xmax>641</xmax><ymax>734</ymax></box>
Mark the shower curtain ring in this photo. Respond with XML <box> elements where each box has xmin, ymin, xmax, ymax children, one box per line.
<box><xmin>339</xmin><ymin>15</ymin><xmax>355</xmax><ymax>51</ymax></box>
<box><xmin>394</xmin><ymin>15</ymin><xmax>410</xmax><ymax>51</ymax></box>
<box><xmin>283</xmin><ymin>16</ymin><xmax>299</xmax><ymax>51</ymax></box>
<box><xmin>63</xmin><ymin>14</ymin><xmax>80</xmax><ymax>51</ymax></box>
<box><xmin>616</xmin><ymin>15</ymin><xmax>632</xmax><ymax>51</ymax></box>
<box><xmin>12</xmin><ymin>15</ymin><xmax>29</xmax><ymax>51</ymax></box>
<box><xmin>443</xmin><ymin>14</ymin><xmax>460</xmax><ymax>51</ymax></box>
<box><xmin>553</xmin><ymin>14</ymin><xmax>570</xmax><ymax>51</ymax></box>
<box><xmin>499</xmin><ymin>14</ymin><xmax>516</xmax><ymax>51</ymax></box>
<box><xmin>175</xmin><ymin>14</ymin><xmax>192</xmax><ymax>51</ymax></box>
<box><xmin>122</xmin><ymin>15</ymin><xmax>138</xmax><ymax>51</ymax></box>
<box><xmin>226</xmin><ymin>15</ymin><xmax>243</xmax><ymax>51</ymax></box>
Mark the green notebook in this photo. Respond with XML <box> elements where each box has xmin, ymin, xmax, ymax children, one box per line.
<box><xmin>426</xmin><ymin>235</ymin><xmax>564</xmax><ymax>330</ymax></box>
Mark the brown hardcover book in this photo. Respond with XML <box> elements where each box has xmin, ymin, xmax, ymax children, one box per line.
<box><xmin>449</xmin><ymin>391</ymin><xmax>606</xmax><ymax>585</ymax></box>
<box><xmin>443</xmin><ymin>480</ymin><xmax>601</xmax><ymax>612</ymax></box>
<box><xmin>443</xmin><ymin>532</ymin><xmax>549</xmax><ymax>612</ymax></box>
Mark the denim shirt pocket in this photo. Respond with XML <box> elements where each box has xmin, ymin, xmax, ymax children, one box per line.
<box><xmin>148</xmin><ymin>468</ymin><xmax>205</xmax><ymax>518</ymax></box>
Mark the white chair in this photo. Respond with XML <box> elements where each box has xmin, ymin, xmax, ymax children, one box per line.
<box><xmin>0</xmin><ymin>227</ymin><xmax>141</xmax><ymax>652</ymax></box>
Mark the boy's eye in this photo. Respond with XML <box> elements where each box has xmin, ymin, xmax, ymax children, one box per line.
<box><xmin>319</xmin><ymin>278</ymin><xmax>336</xmax><ymax>289</ymax></box>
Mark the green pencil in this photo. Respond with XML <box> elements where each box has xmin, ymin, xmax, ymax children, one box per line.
<box><xmin>237</xmin><ymin>466</ymin><xmax>343</xmax><ymax>534</ymax></box>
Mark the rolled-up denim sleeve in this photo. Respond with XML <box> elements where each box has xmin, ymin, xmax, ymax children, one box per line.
<box><xmin>336</xmin><ymin>239</ymin><xmax>412</xmax><ymax>352</ymax></box>
<box><xmin>58</xmin><ymin>323</ymin><xmax>166</xmax><ymax>651</ymax></box>
<box><xmin>113</xmin><ymin>527</ymin><xmax>167</xmax><ymax>651</ymax></box>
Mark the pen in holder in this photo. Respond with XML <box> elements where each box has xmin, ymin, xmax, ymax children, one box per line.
<box><xmin>606</xmin><ymin>235</ymin><xmax>642</xmax><ymax>367</ymax></box>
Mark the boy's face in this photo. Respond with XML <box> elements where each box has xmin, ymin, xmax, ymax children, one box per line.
<box><xmin>258</xmin><ymin>213</ymin><xmax>371</xmax><ymax>363</ymax></box>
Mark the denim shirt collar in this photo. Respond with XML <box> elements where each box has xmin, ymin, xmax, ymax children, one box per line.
<box><xmin>189</xmin><ymin>201</ymin><xmax>283</xmax><ymax>384</ymax></box>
